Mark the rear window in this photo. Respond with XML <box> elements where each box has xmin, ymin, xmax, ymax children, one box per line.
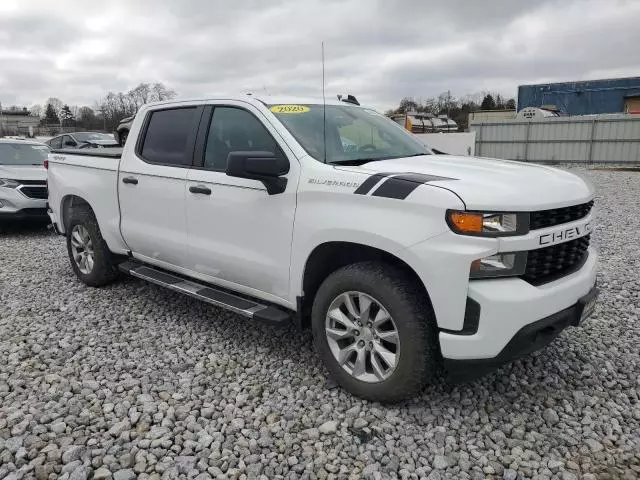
<box><xmin>140</xmin><ymin>108</ymin><xmax>198</xmax><ymax>166</ymax></box>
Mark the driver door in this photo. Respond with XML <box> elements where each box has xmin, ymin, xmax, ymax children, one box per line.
<box><xmin>185</xmin><ymin>103</ymin><xmax>299</xmax><ymax>302</ymax></box>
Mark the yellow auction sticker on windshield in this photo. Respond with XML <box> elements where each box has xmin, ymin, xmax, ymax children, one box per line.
<box><xmin>270</xmin><ymin>105</ymin><xmax>310</xmax><ymax>114</ymax></box>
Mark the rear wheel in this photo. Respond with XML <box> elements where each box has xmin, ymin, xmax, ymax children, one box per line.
<box><xmin>312</xmin><ymin>261</ymin><xmax>438</xmax><ymax>402</ymax></box>
<box><xmin>66</xmin><ymin>207</ymin><xmax>118</xmax><ymax>287</ymax></box>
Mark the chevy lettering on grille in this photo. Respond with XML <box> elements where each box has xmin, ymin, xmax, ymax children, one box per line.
<box><xmin>539</xmin><ymin>221</ymin><xmax>592</xmax><ymax>246</ymax></box>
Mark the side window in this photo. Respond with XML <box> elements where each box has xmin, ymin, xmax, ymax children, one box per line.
<box><xmin>203</xmin><ymin>107</ymin><xmax>284</xmax><ymax>171</ymax></box>
<box><xmin>140</xmin><ymin>107</ymin><xmax>198</xmax><ymax>166</ymax></box>
<box><xmin>50</xmin><ymin>136</ymin><xmax>62</xmax><ymax>149</ymax></box>
<box><xmin>62</xmin><ymin>135</ymin><xmax>76</xmax><ymax>147</ymax></box>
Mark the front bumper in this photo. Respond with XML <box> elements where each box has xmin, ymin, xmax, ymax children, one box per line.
<box><xmin>0</xmin><ymin>208</ymin><xmax>48</xmax><ymax>220</ymax></box>
<box><xmin>0</xmin><ymin>188</ymin><xmax>47</xmax><ymax>219</ymax></box>
<box><xmin>444</xmin><ymin>284</ymin><xmax>598</xmax><ymax>381</ymax></box>
<box><xmin>439</xmin><ymin>247</ymin><xmax>597</xmax><ymax>360</ymax></box>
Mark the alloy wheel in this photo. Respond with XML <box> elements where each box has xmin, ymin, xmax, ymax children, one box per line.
<box><xmin>70</xmin><ymin>225</ymin><xmax>95</xmax><ymax>274</ymax></box>
<box><xmin>325</xmin><ymin>291</ymin><xmax>400</xmax><ymax>383</ymax></box>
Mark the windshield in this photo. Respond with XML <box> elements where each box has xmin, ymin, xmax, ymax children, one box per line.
<box><xmin>0</xmin><ymin>143</ymin><xmax>50</xmax><ymax>165</ymax></box>
<box><xmin>269</xmin><ymin>104</ymin><xmax>431</xmax><ymax>164</ymax></box>
<box><xmin>73</xmin><ymin>132</ymin><xmax>114</xmax><ymax>142</ymax></box>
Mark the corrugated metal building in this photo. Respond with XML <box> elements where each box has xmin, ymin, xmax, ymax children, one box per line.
<box><xmin>517</xmin><ymin>77</ymin><xmax>640</xmax><ymax>115</ymax></box>
<box><xmin>470</xmin><ymin>114</ymin><xmax>640</xmax><ymax>163</ymax></box>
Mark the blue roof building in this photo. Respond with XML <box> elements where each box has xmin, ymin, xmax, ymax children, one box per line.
<box><xmin>517</xmin><ymin>77</ymin><xmax>640</xmax><ymax>115</ymax></box>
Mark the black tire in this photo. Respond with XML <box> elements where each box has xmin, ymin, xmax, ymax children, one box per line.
<box><xmin>66</xmin><ymin>206</ymin><xmax>118</xmax><ymax>287</ymax></box>
<box><xmin>312</xmin><ymin>261</ymin><xmax>439</xmax><ymax>402</ymax></box>
<box><xmin>119</xmin><ymin>130</ymin><xmax>128</xmax><ymax>146</ymax></box>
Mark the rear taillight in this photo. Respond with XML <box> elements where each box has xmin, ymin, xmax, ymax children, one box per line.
<box><xmin>44</xmin><ymin>159</ymin><xmax>48</xmax><ymax>169</ymax></box>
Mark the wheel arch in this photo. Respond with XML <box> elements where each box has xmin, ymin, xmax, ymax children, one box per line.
<box><xmin>61</xmin><ymin>194</ymin><xmax>94</xmax><ymax>231</ymax></box>
<box><xmin>297</xmin><ymin>241</ymin><xmax>433</xmax><ymax>329</ymax></box>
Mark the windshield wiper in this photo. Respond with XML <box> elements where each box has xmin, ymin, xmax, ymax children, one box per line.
<box><xmin>333</xmin><ymin>154</ymin><xmax>430</xmax><ymax>166</ymax></box>
<box><xmin>329</xmin><ymin>159</ymin><xmax>384</xmax><ymax>166</ymax></box>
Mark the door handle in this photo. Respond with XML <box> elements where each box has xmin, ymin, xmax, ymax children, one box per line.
<box><xmin>189</xmin><ymin>185</ymin><xmax>212</xmax><ymax>195</ymax></box>
<box><xmin>122</xmin><ymin>176</ymin><xmax>138</xmax><ymax>185</ymax></box>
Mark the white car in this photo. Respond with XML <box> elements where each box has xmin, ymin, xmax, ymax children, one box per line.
<box><xmin>46</xmin><ymin>96</ymin><xmax>598</xmax><ymax>401</ymax></box>
<box><xmin>0</xmin><ymin>139</ymin><xmax>50</xmax><ymax>220</ymax></box>
<box><xmin>47</xmin><ymin>132</ymin><xmax>119</xmax><ymax>150</ymax></box>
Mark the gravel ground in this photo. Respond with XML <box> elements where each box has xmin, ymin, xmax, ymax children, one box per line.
<box><xmin>1</xmin><ymin>168</ymin><xmax>639</xmax><ymax>480</ymax></box>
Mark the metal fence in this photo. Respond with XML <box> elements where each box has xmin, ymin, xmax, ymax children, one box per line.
<box><xmin>470</xmin><ymin>114</ymin><xmax>640</xmax><ymax>163</ymax></box>
<box><xmin>0</xmin><ymin>124</ymin><xmax>108</xmax><ymax>138</ymax></box>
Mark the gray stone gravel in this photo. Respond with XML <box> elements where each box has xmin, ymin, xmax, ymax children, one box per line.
<box><xmin>1</xmin><ymin>168</ymin><xmax>639</xmax><ymax>480</ymax></box>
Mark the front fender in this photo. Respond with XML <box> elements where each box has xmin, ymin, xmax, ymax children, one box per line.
<box><xmin>289</xmin><ymin>182</ymin><xmax>464</xmax><ymax>304</ymax></box>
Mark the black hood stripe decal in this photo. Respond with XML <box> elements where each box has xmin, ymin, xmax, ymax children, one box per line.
<box><xmin>354</xmin><ymin>172</ymin><xmax>457</xmax><ymax>199</ymax></box>
<box><xmin>353</xmin><ymin>172</ymin><xmax>393</xmax><ymax>195</ymax></box>
<box><xmin>367</xmin><ymin>173</ymin><xmax>457</xmax><ymax>200</ymax></box>
<box><xmin>371</xmin><ymin>177</ymin><xmax>420</xmax><ymax>200</ymax></box>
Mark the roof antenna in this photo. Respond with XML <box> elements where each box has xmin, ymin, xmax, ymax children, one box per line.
<box><xmin>322</xmin><ymin>41</ymin><xmax>327</xmax><ymax>164</ymax></box>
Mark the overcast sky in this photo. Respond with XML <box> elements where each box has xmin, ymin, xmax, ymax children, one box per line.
<box><xmin>1</xmin><ymin>0</ymin><xmax>639</xmax><ymax>111</ymax></box>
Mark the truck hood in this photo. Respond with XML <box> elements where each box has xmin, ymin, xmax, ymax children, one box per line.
<box><xmin>339</xmin><ymin>155</ymin><xmax>594</xmax><ymax>211</ymax></box>
<box><xmin>0</xmin><ymin>164</ymin><xmax>46</xmax><ymax>181</ymax></box>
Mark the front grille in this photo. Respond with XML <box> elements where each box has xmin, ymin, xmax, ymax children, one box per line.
<box><xmin>19</xmin><ymin>186</ymin><xmax>48</xmax><ymax>199</ymax></box>
<box><xmin>522</xmin><ymin>235</ymin><xmax>590</xmax><ymax>285</ymax></box>
<box><xmin>530</xmin><ymin>201</ymin><xmax>594</xmax><ymax>230</ymax></box>
<box><xmin>16</xmin><ymin>179</ymin><xmax>46</xmax><ymax>186</ymax></box>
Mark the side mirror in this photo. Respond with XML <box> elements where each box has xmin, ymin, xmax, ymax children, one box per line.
<box><xmin>226</xmin><ymin>151</ymin><xmax>289</xmax><ymax>195</ymax></box>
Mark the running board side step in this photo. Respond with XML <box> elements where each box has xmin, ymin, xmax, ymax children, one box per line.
<box><xmin>118</xmin><ymin>261</ymin><xmax>291</xmax><ymax>326</ymax></box>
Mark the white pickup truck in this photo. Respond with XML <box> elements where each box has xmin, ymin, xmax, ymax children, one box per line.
<box><xmin>47</xmin><ymin>96</ymin><xmax>598</xmax><ymax>401</ymax></box>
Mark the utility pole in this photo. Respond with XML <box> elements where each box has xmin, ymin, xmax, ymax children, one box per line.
<box><xmin>98</xmin><ymin>108</ymin><xmax>106</xmax><ymax>132</ymax></box>
<box><xmin>0</xmin><ymin>101</ymin><xmax>3</xmax><ymax>137</ymax></box>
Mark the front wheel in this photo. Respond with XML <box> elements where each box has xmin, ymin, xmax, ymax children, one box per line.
<box><xmin>312</xmin><ymin>262</ymin><xmax>439</xmax><ymax>402</ymax></box>
<box><xmin>66</xmin><ymin>207</ymin><xmax>118</xmax><ymax>287</ymax></box>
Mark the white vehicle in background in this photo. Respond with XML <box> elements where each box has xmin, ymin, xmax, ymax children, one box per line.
<box><xmin>46</xmin><ymin>132</ymin><xmax>119</xmax><ymax>150</ymax></box>
<box><xmin>516</xmin><ymin>107</ymin><xmax>561</xmax><ymax>120</ymax></box>
<box><xmin>0</xmin><ymin>139</ymin><xmax>50</xmax><ymax>220</ymax></box>
<box><xmin>47</xmin><ymin>95</ymin><xmax>598</xmax><ymax>401</ymax></box>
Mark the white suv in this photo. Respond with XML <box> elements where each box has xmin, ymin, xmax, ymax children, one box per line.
<box><xmin>0</xmin><ymin>139</ymin><xmax>50</xmax><ymax>220</ymax></box>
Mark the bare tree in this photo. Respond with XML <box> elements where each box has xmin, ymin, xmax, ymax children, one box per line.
<box><xmin>30</xmin><ymin>105</ymin><xmax>43</xmax><ymax>118</ymax></box>
<box><xmin>129</xmin><ymin>83</ymin><xmax>152</xmax><ymax>110</ymax></box>
<box><xmin>95</xmin><ymin>82</ymin><xmax>177</xmax><ymax>131</ymax></box>
<box><xmin>150</xmin><ymin>83</ymin><xmax>176</xmax><ymax>102</ymax></box>
<box><xmin>45</xmin><ymin>97</ymin><xmax>64</xmax><ymax>122</ymax></box>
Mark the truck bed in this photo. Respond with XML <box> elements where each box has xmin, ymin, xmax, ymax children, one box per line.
<box><xmin>47</xmin><ymin>147</ymin><xmax>125</xmax><ymax>253</ymax></box>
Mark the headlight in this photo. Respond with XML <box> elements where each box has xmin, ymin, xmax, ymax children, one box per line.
<box><xmin>0</xmin><ymin>178</ymin><xmax>20</xmax><ymax>188</ymax></box>
<box><xmin>447</xmin><ymin>210</ymin><xmax>526</xmax><ymax>236</ymax></box>
<box><xmin>470</xmin><ymin>252</ymin><xmax>527</xmax><ymax>279</ymax></box>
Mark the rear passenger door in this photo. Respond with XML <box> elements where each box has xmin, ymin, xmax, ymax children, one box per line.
<box><xmin>119</xmin><ymin>105</ymin><xmax>203</xmax><ymax>269</ymax></box>
<box><xmin>185</xmin><ymin>102</ymin><xmax>298</xmax><ymax>302</ymax></box>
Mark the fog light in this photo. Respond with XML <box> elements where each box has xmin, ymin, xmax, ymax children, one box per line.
<box><xmin>470</xmin><ymin>252</ymin><xmax>527</xmax><ymax>279</ymax></box>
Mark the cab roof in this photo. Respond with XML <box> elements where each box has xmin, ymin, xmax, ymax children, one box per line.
<box><xmin>145</xmin><ymin>94</ymin><xmax>363</xmax><ymax>109</ymax></box>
